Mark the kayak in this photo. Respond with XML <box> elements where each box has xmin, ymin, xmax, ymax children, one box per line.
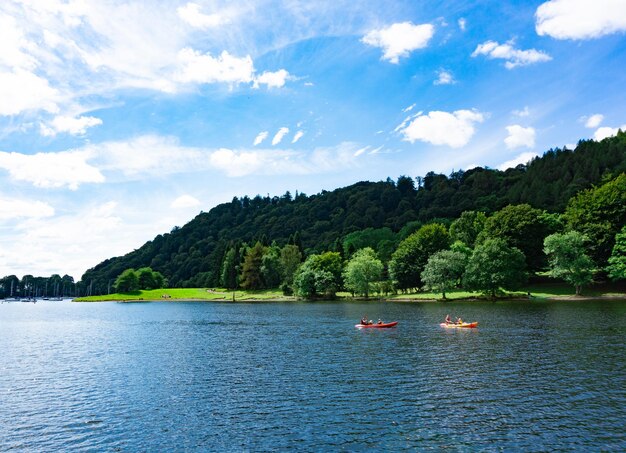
<box><xmin>440</xmin><ymin>322</ymin><xmax>478</xmax><ymax>329</ymax></box>
<box><xmin>355</xmin><ymin>321</ymin><xmax>398</xmax><ymax>328</ymax></box>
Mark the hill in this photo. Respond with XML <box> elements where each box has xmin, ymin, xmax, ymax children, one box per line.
<box><xmin>79</xmin><ymin>133</ymin><xmax>626</xmax><ymax>293</ymax></box>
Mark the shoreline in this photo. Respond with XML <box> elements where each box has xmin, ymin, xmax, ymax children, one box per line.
<box><xmin>73</xmin><ymin>293</ymin><xmax>626</xmax><ymax>303</ymax></box>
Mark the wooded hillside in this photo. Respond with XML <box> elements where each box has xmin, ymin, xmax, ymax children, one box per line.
<box><xmin>79</xmin><ymin>132</ymin><xmax>626</xmax><ymax>293</ymax></box>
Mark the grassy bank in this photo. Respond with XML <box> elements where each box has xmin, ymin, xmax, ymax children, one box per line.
<box><xmin>73</xmin><ymin>288</ymin><xmax>291</xmax><ymax>302</ymax></box>
<box><xmin>74</xmin><ymin>281</ymin><xmax>625</xmax><ymax>303</ymax></box>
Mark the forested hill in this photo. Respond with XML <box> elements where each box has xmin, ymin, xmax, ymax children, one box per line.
<box><xmin>80</xmin><ymin>133</ymin><xmax>626</xmax><ymax>291</ymax></box>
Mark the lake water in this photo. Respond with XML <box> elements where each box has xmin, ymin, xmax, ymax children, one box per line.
<box><xmin>1</xmin><ymin>299</ymin><xmax>625</xmax><ymax>451</ymax></box>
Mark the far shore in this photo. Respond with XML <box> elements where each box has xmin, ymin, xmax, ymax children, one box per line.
<box><xmin>72</xmin><ymin>286</ymin><xmax>626</xmax><ymax>304</ymax></box>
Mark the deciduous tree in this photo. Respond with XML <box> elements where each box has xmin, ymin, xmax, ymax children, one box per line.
<box><xmin>544</xmin><ymin>231</ymin><xmax>595</xmax><ymax>295</ymax></box>
<box><xmin>421</xmin><ymin>250</ymin><xmax>468</xmax><ymax>299</ymax></box>
<box><xmin>343</xmin><ymin>248</ymin><xmax>383</xmax><ymax>298</ymax></box>
<box><xmin>464</xmin><ymin>238</ymin><xmax>526</xmax><ymax>298</ymax></box>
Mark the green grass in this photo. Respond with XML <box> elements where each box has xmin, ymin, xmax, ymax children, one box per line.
<box><xmin>74</xmin><ymin>288</ymin><xmax>291</xmax><ymax>302</ymax></box>
<box><xmin>74</xmin><ymin>281</ymin><xmax>625</xmax><ymax>302</ymax></box>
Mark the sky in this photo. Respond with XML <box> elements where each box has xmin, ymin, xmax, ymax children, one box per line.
<box><xmin>1</xmin><ymin>0</ymin><xmax>626</xmax><ymax>279</ymax></box>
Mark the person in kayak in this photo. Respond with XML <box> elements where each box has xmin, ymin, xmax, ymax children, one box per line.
<box><xmin>456</xmin><ymin>317</ymin><xmax>463</xmax><ymax>325</ymax></box>
<box><xmin>377</xmin><ymin>319</ymin><xmax>383</xmax><ymax>324</ymax></box>
<box><xmin>445</xmin><ymin>314</ymin><xmax>452</xmax><ymax>324</ymax></box>
<box><xmin>361</xmin><ymin>315</ymin><xmax>371</xmax><ymax>325</ymax></box>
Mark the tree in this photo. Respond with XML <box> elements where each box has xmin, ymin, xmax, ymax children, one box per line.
<box><xmin>137</xmin><ymin>267</ymin><xmax>157</xmax><ymax>290</ymax></box>
<box><xmin>279</xmin><ymin>244</ymin><xmax>302</xmax><ymax>293</ymax></box>
<box><xmin>450</xmin><ymin>211</ymin><xmax>486</xmax><ymax>248</ymax></box>
<box><xmin>479</xmin><ymin>204</ymin><xmax>559</xmax><ymax>272</ymax></box>
<box><xmin>421</xmin><ymin>250</ymin><xmax>468</xmax><ymax>299</ymax></box>
<box><xmin>293</xmin><ymin>251</ymin><xmax>343</xmax><ymax>298</ymax></box>
<box><xmin>240</xmin><ymin>242</ymin><xmax>267</xmax><ymax>290</ymax></box>
<box><xmin>343</xmin><ymin>248</ymin><xmax>384</xmax><ymax>297</ymax></box>
<box><xmin>220</xmin><ymin>245</ymin><xmax>240</xmax><ymax>289</ymax></box>
<box><xmin>464</xmin><ymin>238</ymin><xmax>527</xmax><ymax>298</ymax></box>
<box><xmin>389</xmin><ymin>223</ymin><xmax>450</xmax><ymax>291</ymax></box>
<box><xmin>261</xmin><ymin>245</ymin><xmax>282</xmax><ymax>288</ymax></box>
<box><xmin>565</xmin><ymin>173</ymin><xmax>626</xmax><ymax>267</ymax></box>
<box><xmin>543</xmin><ymin>231</ymin><xmax>595</xmax><ymax>295</ymax></box>
<box><xmin>607</xmin><ymin>226</ymin><xmax>626</xmax><ymax>280</ymax></box>
<box><xmin>115</xmin><ymin>268</ymin><xmax>139</xmax><ymax>292</ymax></box>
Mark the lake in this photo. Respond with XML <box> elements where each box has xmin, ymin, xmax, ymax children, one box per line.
<box><xmin>1</xmin><ymin>299</ymin><xmax>625</xmax><ymax>451</ymax></box>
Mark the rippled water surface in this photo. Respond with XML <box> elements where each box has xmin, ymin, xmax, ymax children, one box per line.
<box><xmin>1</xmin><ymin>299</ymin><xmax>625</xmax><ymax>451</ymax></box>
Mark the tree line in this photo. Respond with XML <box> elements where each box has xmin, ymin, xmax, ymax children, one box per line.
<box><xmin>108</xmin><ymin>172</ymin><xmax>624</xmax><ymax>298</ymax></box>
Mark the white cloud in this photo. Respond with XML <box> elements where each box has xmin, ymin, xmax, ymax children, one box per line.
<box><xmin>0</xmin><ymin>70</ymin><xmax>59</xmax><ymax>116</ymax></box>
<box><xmin>472</xmin><ymin>40</ymin><xmax>552</xmax><ymax>69</ymax></box>
<box><xmin>536</xmin><ymin>0</ymin><xmax>626</xmax><ymax>40</ymax></box>
<box><xmin>594</xmin><ymin>124</ymin><xmax>626</xmax><ymax>141</ymax></box>
<box><xmin>177</xmin><ymin>2</ymin><xmax>226</xmax><ymax>28</ymax></box>
<box><xmin>292</xmin><ymin>130</ymin><xmax>304</xmax><ymax>143</ymax></box>
<box><xmin>171</xmin><ymin>194</ymin><xmax>201</xmax><ymax>209</ymax></box>
<box><xmin>458</xmin><ymin>18</ymin><xmax>467</xmax><ymax>31</ymax></box>
<box><xmin>0</xmin><ymin>149</ymin><xmax>104</xmax><ymax>190</ymax></box>
<box><xmin>505</xmin><ymin>125</ymin><xmax>536</xmax><ymax>149</ymax></box>
<box><xmin>402</xmin><ymin>103</ymin><xmax>416</xmax><ymax>113</ymax></box>
<box><xmin>3</xmin><ymin>201</ymin><xmax>124</xmax><ymax>279</ymax></box>
<box><xmin>434</xmin><ymin>69</ymin><xmax>454</xmax><ymax>85</ymax></box>
<box><xmin>253</xmin><ymin>131</ymin><xmax>269</xmax><ymax>146</ymax></box>
<box><xmin>399</xmin><ymin>110</ymin><xmax>485</xmax><ymax>148</ymax></box>
<box><xmin>362</xmin><ymin>22</ymin><xmax>434</xmax><ymax>63</ymax></box>
<box><xmin>92</xmin><ymin>135</ymin><xmax>206</xmax><ymax>177</ymax></box>
<box><xmin>40</xmin><ymin>115</ymin><xmax>102</xmax><ymax>136</ymax></box>
<box><xmin>584</xmin><ymin>114</ymin><xmax>604</xmax><ymax>128</ymax></box>
<box><xmin>0</xmin><ymin>197</ymin><xmax>55</xmax><ymax>220</ymax></box>
<box><xmin>272</xmin><ymin>127</ymin><xmax>290</xmax><ymax>145</ymax></box>
<box><xmin>208</xmin><ymin>148</ymin><xmax>298</xmax><ymax>177</ymax></box>
<box><xmin>512</xmin><ymin>106</ymin><xmax>530</xmax><ymax>117</ymax></box>
<box><xmin>208</xmin><ymin>142</ymin><xmax>366</xmax><ymax>177</ymax></box>
<box><xmin>498</xmin><ymin>152</ymin><xmax>539</xmax><ymax>170</ymax></box>
<box><xmin>254</xmin><ymin>69</ymin><xmax>290</xmax><ymax>88</ymax></box>
<box><xmin>175</xmin><ymin>48</ymin><xmax>255</xmax><ymax>85</ymax></box>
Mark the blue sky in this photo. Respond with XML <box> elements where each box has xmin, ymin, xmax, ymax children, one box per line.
<box><xmin>1</xmin><ymin>0</ymin><xmax>625</xmax><ymax>279</ymax></box>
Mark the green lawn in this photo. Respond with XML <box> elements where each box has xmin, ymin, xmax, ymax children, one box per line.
<box><xmin>74</xmin><ymin>288</ymin><xmax>290</xmax><ymax>302</ymax></box>
<box><xmin>74</xmin><ymin>281</ymin><xmax>624</xmax><ymax>302</ymax></box>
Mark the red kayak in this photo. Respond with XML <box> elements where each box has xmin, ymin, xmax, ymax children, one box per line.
<box><xmin>355</xmin><ymin>321</ymin><xmax>398</xmax><ymax>329</ymax></box>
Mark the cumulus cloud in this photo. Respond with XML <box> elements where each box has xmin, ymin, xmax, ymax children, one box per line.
<box><xmin>536</xmin><ymin>0</ymin><xmax>626</xmax><ymax>40</ymax></box>
<box><xmin>175</xmin><ymin>48</ymin><xmax>255</xmax><ymax>85</ymax></box>
<box><xmin>434</xmin><ymin>69</ymin><xmax>454</xmax><ymax>85</ymax></box>
<box><xmin>399</xmin><ymin>110</ymin><xmax>485</xmax><ymax>148</ymax></box>
<box><xmin>253</xmin><ymin>131</ymin><xmax>269</xmax><ymax>146</ymax></box>
<box><xmin>0</xmin><ymin>197</ymin><xmax>55</xmax><ymax>220</ymax></box>
<box><xmin>254</xmin><ymin>69</ymin><xmax>290</xmax><ymax>88</ymax></box>
<box><xmin>472</xmin><ymin>40</ymin><xmax>552</xmax><ymax>69</ymax></box>
<box><xmin>40</xmin><ymin>115</ymin><xmax>102</xmax><ymax>136</ymax></box>
<box><xmin>292</xmin><ymin>130</ymin><xmax>304</xmax><ymax>143</ymax></box>
<box><xmin>272</xmin><ymin>127</ymin><xmax>290</xmax><ymax>145</ymax></box>
<box><xmin>505</xmin><ymin>125</ymin><xmax>536</xmax><ymax>149</ymax></box>
<box><xmin>0</xmin><ymin>149</ymin><xmax>104</xmax><ymax>190</ymax></box>
<box><xmin>584</xmin><ymin>114</ymin><xmax>604</xmax><ymax>128</ymax></box>
<box><xmin>170</xmin><ymin>194</ymin><xmax>201</xmax><ymax>209</ymax></box>
<box><xmin>362</xmin><ymin>22</ymin><xmax>434</xmax><ymax>63</ymax></box>
<box><xmin>177</xmin><ymin>2</ymin><xmax>226</xmax><ymax>28</ymax></box>
<box><xmin>498</xmin><ymin>152</ymin><xmax>539</xmax><ymax>170</ymax></box>
<box><xmin>594</xmin><ymin>124</ymin><xmax>626</xmax><ymax>141</ymax></box>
